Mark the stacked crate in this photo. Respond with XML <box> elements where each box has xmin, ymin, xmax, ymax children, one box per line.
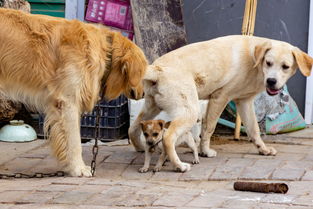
<box><xmin>38</xmin><ymin>95</ymin><xmax>129</xmax><ymax>141</ymax></box>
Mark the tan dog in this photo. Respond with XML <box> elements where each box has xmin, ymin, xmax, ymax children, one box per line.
<box><xmin>0</xmin><ymin>8</ymin><xmax>147</xmax><ymax>176</ymax></box>
<box><xmin>139</xmin><ymin>120</ymin><xmax>199</xmax><ymax>173</ymax></box>
<box><xmin>129</xmin><ymin>35</ymin><xmax>313</xmax><ymax>172</ymax></box>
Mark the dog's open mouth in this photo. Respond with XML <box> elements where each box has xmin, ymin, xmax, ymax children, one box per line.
<box><xmin>266</xmin><ymin>87</ymin><xmax>281</xmax><ymax>96</ymax></box>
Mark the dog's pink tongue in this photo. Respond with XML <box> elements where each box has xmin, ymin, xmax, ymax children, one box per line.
<box><xmin>267</xmin><ymin>88</ymin><xmax>280</xmax><ymax>95</ymax></box>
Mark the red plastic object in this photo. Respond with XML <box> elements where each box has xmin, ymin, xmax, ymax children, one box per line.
<box><xmin>85</xmin><ymin>0</ymin><xmax>133</xmax><ymax>32</ymax></box>
<box><xmin>85</xmin><ymin>0</ymin><xmax>107</xmax><ymax>23</ymax></box>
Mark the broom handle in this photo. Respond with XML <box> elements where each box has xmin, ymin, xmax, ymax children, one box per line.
<box><xmin>235</xmin><ymin>0</ymin><xmax>257</xmax><ymax>140</ymax></box>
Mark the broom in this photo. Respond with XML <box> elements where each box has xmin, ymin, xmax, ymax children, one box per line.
<box><xmin>234</xmin><ymin>0</ymin><xmax>258</xmax><ymax>140</ymax></box>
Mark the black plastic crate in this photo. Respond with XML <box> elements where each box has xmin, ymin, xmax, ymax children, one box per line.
<box><xmin>38</xmin><ymin>95</ymin><xmax>129</xmax><ymax>142</ymax></box>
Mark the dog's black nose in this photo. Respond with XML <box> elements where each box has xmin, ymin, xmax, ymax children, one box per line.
<box><xmin>266</xmin><ymin>78</ymin><xmax>277</xmax><ymax>87</ymax></box>
<box><xmin>130</xmin><ymin>89</ymin><xmax>136</xmax><ymax>98</ymax></box>
<box><xmin>147</xmin><ymin>141</ymin><xmax>153</xmax><ymax>146</ymax></box>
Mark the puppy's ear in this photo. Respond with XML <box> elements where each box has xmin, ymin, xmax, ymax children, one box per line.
<box><xmin>253</xmin><ymin>41</ymin><xmax>272</xmax><ymax>68</ymax></box>
<box><xmin>157</xmin><ymin>120</ymin><xmax>165</xmax><ymax>129</ymax></box>
<box><xmin>164</xmin><ymin>121</ymin><xmax>171</xmax><ymax>129</ymax></box>
<box><xmin>140</xmin><ymin>121</ymin><xmax>146</xmax><ymax>130</ymax></box>
<box><xmin>292</xmin><ymin>47</ymin><xmax>313</xmax><ymax>77</ymax></box>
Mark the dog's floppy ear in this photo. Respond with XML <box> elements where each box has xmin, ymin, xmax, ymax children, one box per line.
<box><xmin>157</xmin><ymin>120</ymin><xmax>165</xmax><ymax>129</ymax></box>
<box><xmin>253</xmin><ymin>41</ymin><xmax>272</xmax><ymax>68</ymax></box>
<box><xmin>123</xmin><ymin>54</ymin><xmax>147</xmax><ymax>87</ymax></box>
<box><xmin>105</xmin><ymin>32</ymin><xmax>147</xmax><ymax>100</ymax></box>
<box><xmin>112</xmin><ymin>33</ymin><xmax>147</xmax><ymax>87</ymax></box>
<box><xmin>292</xmin><ymin>47</ymin><xmax>313</xmax><ymax>77</ymax></box>
<box><xmin>140</xmin><ymin>121</ymin><xmax>146</xmax><ymax>130</ymax></box>
<box><xmin>164</xmin><ymin>121</ymin><xmax>171</xmax><ymax>129</ymax></box>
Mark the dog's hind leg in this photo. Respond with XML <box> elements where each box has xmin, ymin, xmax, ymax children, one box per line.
<box><xmin>235</xmin><ymin>97</ymin><xmax>277</xmax><ymax>156</ymax></box>
<box><xmin>129</xmin><ymin>96</ymin><xmax>161</xmax><ymax>152</ymax></box>
<box><xmin>163</xmin><ymin>117</ymin><xmax>197</xmax><ymax>172</ymax></box>
<box><xmin>185</xmin><ymin>132</ymin><xmax>200</xmax><ymax>164</ymax></box>
<box><xmin>45</xmin><ymin>100</ymin><xmax>91</xmax><ymax>177</ymax></box>
<box><xmin>200</xmin><ymin>93</ymin><xmax>229</xmax><ymax>157</ymax></box>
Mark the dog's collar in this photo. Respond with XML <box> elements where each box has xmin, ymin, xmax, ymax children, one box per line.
<box><xmin>99</xmin><ymin>36</ymin><xmax>113</xmax><ymax>100</ymax></box>
<box><xmin>149</xmin><ymin>138</ymin><xmax>163</xmax><ymax>151</ymax></box>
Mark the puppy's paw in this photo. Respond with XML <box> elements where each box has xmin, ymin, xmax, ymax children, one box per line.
<box><xmin>192</xmin><ymin>158</ymin><xmax>200</xmax><ymax>164</ymax></box>
<box><xmin>153</xmin><ymin>166</ymin><xmax>162</xmax><ymax>172</ymax></box>
<box><xmin>199</xmin><ymin>148</ymin><xmax>217</xmax><ymax>158</ymax></box>
<box><xmin>138</xmin><ymin>167</ymin><xmax>149</xmax><ymax>173</ymax></box>
<box><xmin>175</xmin><ymin>162</ymin><xmax>191</xmax><ymax>172</ymax></box>
<box><xmin>67</xmin><ymin>165</ymin><xmax>92</xmax><ymax>177</ymax></box>
<box><xmin>259</xmin><ymin>146</ymin><xmax>277</xmax><ymax>156</ymax></box>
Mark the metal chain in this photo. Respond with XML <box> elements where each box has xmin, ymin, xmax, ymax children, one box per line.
<box><xmin>90</xmin><ymin>100</ymin><xmax>101</xmax><ymax>176</ymax></box>
<box><xmin>0</xmin><ymin>101</ymin><xmax>102</xmax><ymax>179</ymax></box>
<box><xmin>0</xmin><ymin>171</ymin><xmax>64</xmax><ymax>179</ymax></box>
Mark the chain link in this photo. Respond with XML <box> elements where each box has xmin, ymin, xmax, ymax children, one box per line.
<box><xmin>0</xmin><ymin>171</ymin><xmax>64</xmax><ymax>179</ymax></box>
<box><xmin>91</xmin><ymin>100</ymin><xmax>100</xmax><ymax>176</ymax></box>
<box><xmin>0</xmin><ymin>101</ymin><xmax>102</xmax><ymax>179</ymax></box>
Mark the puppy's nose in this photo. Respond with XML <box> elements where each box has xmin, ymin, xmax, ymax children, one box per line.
<box><xmin>266</xmin><ymin>78</ymin><xmax>277</xmax><ymax>87</ymax></box>
<box><xmin>147</xmin><ymin>141</ymin><xmax>153</xmax><ymax>146</ymax></box>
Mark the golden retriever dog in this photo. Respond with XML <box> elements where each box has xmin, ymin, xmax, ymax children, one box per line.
<box><xmin>129</xmin><ymin>35</ymin><xmax>313</xmax><ymax>172</ymax></box>
<box><xmin>0</xmin><ymin>8</ymin><xmax>147</xmax><ymax>176</ymax></box>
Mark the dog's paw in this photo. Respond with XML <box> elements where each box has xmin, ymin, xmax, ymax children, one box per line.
<box><xmin>153</xmin><ymin>166</ymin><xmax>162</xmax><ymax>172</ymax></box>
<box><xmin>192</xmin><ymin>159</ymin><xmax>200</xmax><ymax>164</ymax></box>
<box><xmin>138</xmin><ymin>167</ymin><xmax>149</xmax><ymax>173</ymax></box>
<box><xmin>259</xmin><ymin>146</ymin><xmax>277</xmax><ymax>156</ymax></box>
<box><xmin>199</xmin><ymin>148</ymin><xmax>217</xmax><ymax>158</ymax></box>
<box><xmin>68</xmin><ymin>165</ymin><xmax>92</xmax><ymax>177</ymax></box>
<box><xmin>175</xmin><ymin>162</ymin><xmax>191</xmax><ymax>172</ymax></box>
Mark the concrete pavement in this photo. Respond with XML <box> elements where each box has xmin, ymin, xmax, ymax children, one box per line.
<box><xmin>0</xmin><ymin>128</ymin><xmax>312</xmax><ymax>208</ymax></box>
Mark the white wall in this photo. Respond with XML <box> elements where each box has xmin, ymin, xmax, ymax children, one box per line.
<box><xmin>305</xmin><ymin>0</ymin><xmax>313</xmax><ymax>124</ymax></box>
<box><xmin>65</xmin><ymin>0</ymin><xmax>85</xmax><ymax>21</ymax></box>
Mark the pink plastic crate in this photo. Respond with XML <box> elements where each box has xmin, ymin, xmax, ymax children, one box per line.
<box><xmin>85</xmin><ymin>0</ymin><xmax>133</xmax><ymax>31</ymax></box>
<box><xmin>103</xmin><ymin>0</ymin><xmax>133</xmax><ymax>31</ymax></box>
<box><xmin>85</xmin><ymin>0</ymin><xmax>107</xmax><ymax>23</ymax></box>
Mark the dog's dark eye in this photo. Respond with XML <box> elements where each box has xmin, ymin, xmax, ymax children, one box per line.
<box><xmin>282</xmin><ymin>64</ymin><xmax>289</xmax><ymax>70</ymax></box>
<box><xmin>266</xmin><ymin>61</ymin><xmax>273</xmax><ymax>67</ymax></box>
<box><xmin>152</xmin><ymin>133</ymin><xmax>158</xmax><ymax>137</ymax></box>
<box><xmin>143</xmin><ymin>133</ymin><xmax>149</xmax><ymax>137</ymax></box>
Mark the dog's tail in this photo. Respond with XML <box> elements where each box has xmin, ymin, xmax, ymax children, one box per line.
<box><xmin>143</xmin><ymin>65</ymin><xmax>162</xmax><ymax>82</ymax></box>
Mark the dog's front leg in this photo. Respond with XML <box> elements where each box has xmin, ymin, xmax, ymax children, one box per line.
<box><xmin>139</xmin><ymin>147</ymin><xmax>152</xmax><ymax>173</ymax></box>
<box><xmin>200</xmin><ymin>94</ymin><xmax>229</xmax><ymax>157</ymax></box>
<box><xmin>153</xmin><ymin>149</ymin><xmax>167</xmax><ymax>172</ymax></box>
<box><xmin>235</xmin><ymin>98</ymin><xmax>277</xmax><ymax>155</ymax></box>
<box><xmin>64</xmin><ymin>104</ymin><xmax>92</xmax><ymax>176</ymax></box>
<box><xmin>129</xmin><ymin>97</ymin><xmax>161</xmax><ymax>152</ymax></box>
<box><xmin>47</xmin><ymin>101</ymin><xmax>91</xmax><ymax>177</ymax></box>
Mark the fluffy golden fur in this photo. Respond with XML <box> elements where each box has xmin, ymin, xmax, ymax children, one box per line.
<box><xmin>0</xmin><ymin>8</ymin><xmax>147</xmax><ymax>176</ymax></box>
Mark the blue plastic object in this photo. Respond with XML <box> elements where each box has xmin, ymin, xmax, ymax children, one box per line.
<box><xmin>0</xmin><ymin>120</ymin><xmax>37</xmax><ymax>142</ymax></box>
<box><xmin>38</xmin><ymin>95</ymin><xmax>129</xmax><ymax>141</ymax></box>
